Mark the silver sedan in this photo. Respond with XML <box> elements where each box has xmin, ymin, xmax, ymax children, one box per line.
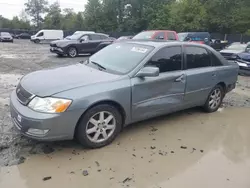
<box><xmin>10</xmin><ymin>41</ymin><xmax>239</xmax><ymax>148</ymax></box>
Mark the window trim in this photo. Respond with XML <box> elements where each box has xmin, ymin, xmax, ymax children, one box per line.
<box><xmin>144</xmin><ymin>45</ymin><xmax>184</xmax><ymax>74</ymax></box>
<box><xmin>183</xmin><ymin>45</ymin><xmax>212</xmax><ymax>70</ymax></box>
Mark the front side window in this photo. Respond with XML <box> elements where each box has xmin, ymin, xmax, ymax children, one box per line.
<box><xmin>37</xmin><ymin>32</ymin><xmax>44</xmax><ymax>37</ymax></box>
<box><xmin>146</xmin><ymin>46</ymin><xmax>182</xmax><ymax>73</ymax></box>
<box><xmin>186</xmin><ymin>46</ymin><xmax>211</xmax><ymax>69</ymax></box>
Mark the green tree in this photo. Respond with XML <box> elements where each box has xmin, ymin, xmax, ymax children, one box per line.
<box><xmin>44</xmin><ymin>2</ymin><xmax>62</xmax><ymax>29</ymax></box>
<box><xmin>25</xmin><ymin>0</ymin><xmax>48</xmax><ymax>28</ymax></box>
<box><xmin>168</xmin><ymin>0</ymin><xmax>207</xmax><ymax>32</ymax></box>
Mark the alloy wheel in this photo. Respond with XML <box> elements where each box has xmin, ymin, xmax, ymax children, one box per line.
<box><xmin>86</xmin><ymin>111</ymin><xmax>116</xmax><ymax>143</ymax></box>
<box><xmin>208</xmin><ymin>88</ymin><xmax>221</xmax><ymax>110</ymax></box>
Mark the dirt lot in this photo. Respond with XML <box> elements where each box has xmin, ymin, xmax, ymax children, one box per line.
<box><xmin>1</xmin><ymin>40</ymin><xmax>250</xmax><ymax>188</ymax></box>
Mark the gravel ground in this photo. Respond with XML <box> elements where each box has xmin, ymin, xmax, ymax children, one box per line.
<box><xmin>0</xmin><ymin>40</ymin><xmax>250</xmax><ymax>167</ymax></box>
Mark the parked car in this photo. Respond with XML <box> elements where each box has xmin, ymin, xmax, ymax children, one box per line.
<box><xmin>234</xmin><ymin>52</ymin><xmax>250</xmax><ymax>76</ymax></box>
<box><xmin>0</xmin><ymin>32</ymin><xmax>13</xmax><ymax>42</ymax></box>
<box><xmin>50</xmin><ymin>33</ymin><xmax>114</xmax><ymax>57</ymax></box>
<box><xmin>210</xmin><ymin>39</ymin><xmax>228</xmax><ymax>51</ymax></box>
<box><xmin>17</xmin><ymin>33</ymin><xmax>31</xmax><ymax>39</ymax></box>
<box><xmin>220</xmin><ymin>42</ymin><xmax>250</xmax><ymax>60</ymax></box>
<box><xmin>31</xmin><ymin>30</ymin><xmax>64</xmax><ymax>43</ymax></box>
<box><xmin>10</xmin><ymin>41</ymin><xmax>238</xmax><ymax>148</ymax></box>
<box><xmin>132</xmin><ymin>30</ymin><xmax>178</xmax><ymax>40</ymax></box>
<box><xmin>178</xmin><ymin>32</ymin><xmax>211</xmax><ymax>45</ymax></box>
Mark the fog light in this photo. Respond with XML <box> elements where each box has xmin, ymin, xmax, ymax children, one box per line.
<box><xmin>27</xmin><ymin>128</ymin><xmax>49</xmax><ymax>136</ymax></box>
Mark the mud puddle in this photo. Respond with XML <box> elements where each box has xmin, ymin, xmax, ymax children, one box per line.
<box><xmin>1</xmin><ymin>107</ymin><xmax>250</xmax><ymax>188</ymax></box>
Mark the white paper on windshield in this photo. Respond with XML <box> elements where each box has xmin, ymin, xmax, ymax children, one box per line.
<box><xmin>131</xmin><ymin>47</ymin><xmax>148</xmax><ymax>53</ymax></box>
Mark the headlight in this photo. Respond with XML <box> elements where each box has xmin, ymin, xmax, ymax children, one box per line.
<box><xmin>28</xmin><ymin>97</ymin><xmax>72</xmax><ymax>113</ymax></box>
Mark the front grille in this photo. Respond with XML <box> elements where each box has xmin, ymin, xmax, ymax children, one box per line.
<box><xmin>16</xmin><ymin>84</ymin><xmax>33</xmax><ymax>105</ymax></box>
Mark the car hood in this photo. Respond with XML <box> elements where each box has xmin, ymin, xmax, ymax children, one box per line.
<box><xmin>20</xmin><ymin>64</ymin><xmax>120</xmax><ymax>97</ymax></box>
<box><xmin>220</xmin><ymin>49</ymin><xmax>245</xmax><ymax>54</ymax></box>
<box><xmin>51</xmin><ymin>39</ymin><xmax>77</xmax><ymax>47</ymax></box>
<box><xmin>238</xmin><ymin>53</ymin><xmax>250</xmax><ymax>62</ymax></box>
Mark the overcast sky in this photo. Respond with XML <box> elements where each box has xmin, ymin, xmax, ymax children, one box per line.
<box><xmin>0</xmin><ymin>0</ymin><xmax>88</xmax><ymax>19</ymax></box>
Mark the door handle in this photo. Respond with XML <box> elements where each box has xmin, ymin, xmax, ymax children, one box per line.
<box><xmin>175</xmin><ymin>74</ymin><xmax>185</xmax><ymax>82</ymax></box>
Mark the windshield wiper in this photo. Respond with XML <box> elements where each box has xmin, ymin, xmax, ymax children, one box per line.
<box><xmin>90</xmin><ymin>61</ymin><xmax>106</xmax><ymax>70</ymax></box>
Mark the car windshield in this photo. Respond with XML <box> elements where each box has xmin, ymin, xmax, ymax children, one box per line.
<box><xmin>1</xmin><ymin>32</ymin><xmax>11</xmax><ymax>37</ymax></box>
<box><xmin>178</xmin><ymin>33</ymin><xmax>188</xmax><ymax>41</ymax></box>
<box><xmin>226</xmin><ymin>44</ymin><xmax>247</xmax><ymax>50</ymax></box>
<box><xmin>89</xmin><ymin>43</ymin><xmax>154</xmax><ymax>74</ymax></box>
<box><xmin>132</xmin><ymin>31</ymin><xmax>155</xmax><ymax>40</ymax></box>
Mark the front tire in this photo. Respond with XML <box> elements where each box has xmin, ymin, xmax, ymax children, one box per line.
<box><xmin>75</xmin><ymin>104</ymin><xmax>122</xmax><ymax>148</ymax></box>
<box><xmin>68</xmin><ymin>47</ymin><xmax>78</xmax><ymax>58</ymax></box>
<box><xmin>203</xmin><ymin>85</ymin><xmax>224</xmax><ymax>113</ymax></box>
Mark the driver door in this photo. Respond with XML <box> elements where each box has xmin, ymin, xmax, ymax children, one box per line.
<box><xmin>78</xmin><ymin>35</ymin><xmax>91</xmax><ymax>53</ymax></box>
<box><xmin>131</xmin><ymin>46</ymin><xmax>186</xmax><ymax>121</ymax></box>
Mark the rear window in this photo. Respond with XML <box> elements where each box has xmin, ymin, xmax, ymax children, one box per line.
<box><xmin>133</xmin><ymin>31</ymin><xmax>155</xmax><ymax>40</ymax></box>
<box><xmin>167</xmin><ymin>32</ymin><xmax>177</xmax><ymax>40</ymax></box>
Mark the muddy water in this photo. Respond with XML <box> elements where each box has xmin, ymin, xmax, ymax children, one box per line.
<box><xmin>1</xmin><ymin>107</ymin><xmax>250</xmax><ymax>188</ymax></box>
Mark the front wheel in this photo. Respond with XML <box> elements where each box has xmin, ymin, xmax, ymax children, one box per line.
<box><xmin>68</xmin><ymin>47</ymin><xmax>78</xmax><ymax>58</ymax></box>
<box><xmin>203</xmin><ymin>85</ymin><xmax>224</xmax><ymax>113</ymax></box>
<box><xmin>75</xmin><ymin>104</ymin><xmax>122</xmax><ymax>148</ymax></box>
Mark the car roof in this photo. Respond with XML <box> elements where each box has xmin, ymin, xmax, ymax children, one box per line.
<box><xmin>122</xmin><ymin>40</ymin><xmax>209</xmax><ymax>48</ymax></box>
<box><xmin>142</xmin><ymin>30</ymin><xmax>177</xmax><ymax>33</ymax></box>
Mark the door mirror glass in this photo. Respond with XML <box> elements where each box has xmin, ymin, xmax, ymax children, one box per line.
<box><xmin>136</xmin><ymin>66</ymin><xmax>159</xmax><ymax>77</ymax></box>
<box><xmin>246</xmin><ymin>47</ymin><xmax>250</xmax><ymax>52</ymax></box>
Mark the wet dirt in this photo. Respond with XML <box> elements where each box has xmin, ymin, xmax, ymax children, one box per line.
<box><xmin>1</xmin><ymin>107</ymin><xmax>250</xmax><ymax>188</ymax></box>
<box><xmin>1</xmin><ymin>40</ymin><xmax>250</xmax><ymax>187</ymax></box>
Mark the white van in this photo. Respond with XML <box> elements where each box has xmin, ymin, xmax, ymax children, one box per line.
<box><xmin>31</xmin><ymin>30</ymin><xmax>63</xmax><ymax>43</ymax></box>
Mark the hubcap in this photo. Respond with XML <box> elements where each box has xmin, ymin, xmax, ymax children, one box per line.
<box><xmin>86</xmin><ymin>111</ymin><xmax>116</xmax><ymax>143</ymax></box>
<box><xmin>69</xmin><ymin>48</ymin><xmax>76</xmax><ymax>57</ymax></box>
<box><xmin>209</xmin><ymin>88</ymin><xmax>221</xmax><ymax>109</ymax></box>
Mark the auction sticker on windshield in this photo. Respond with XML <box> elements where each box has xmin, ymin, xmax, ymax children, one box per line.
<box><xmin>131</xmin><ymin>47</ymin><xmax>148</xmax><ymax>53</ymax></box>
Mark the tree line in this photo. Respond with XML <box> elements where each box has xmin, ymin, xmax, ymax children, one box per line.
<box><xmin>0</xmin><ymin>0</ymin><xmax>250</xmax><ymax>35</ymax></box>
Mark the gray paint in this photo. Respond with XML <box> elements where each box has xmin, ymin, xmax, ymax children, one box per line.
<box><xmin>10</xmin><ymin>41</ymin><xmax>239</xmax><ymax>141</ymax></box>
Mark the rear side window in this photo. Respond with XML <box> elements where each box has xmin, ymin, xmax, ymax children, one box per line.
<box><xmin>100</xmin><ymin>35</ymin><xmax>108</xmax><ymax>39</ymax></box>
<box><xmin>154</xmin><ymin>32</ymin><xmax>165</xmax><ymax>39</ymax></box>
<box><xmin>167</xmin><ymin>32</ymin><xmax>176</xmax><ymax>40</ymax></box>
<box><xmin>146</xmin><ymin>46</ymin><xmax>182</xmax><ymax>73</ymax></box>
<box><xmin>186</xmin><ymin>46</ymin><xmax>211</xmax><ymax>69</ymax></box>
<box><xmin>90</xmin><ymin>34</ymin><xmax>101</xmax><ymax>40</ymax></box>
<box><xmin>211</xmin><ymin>53</ymin><xmax>223</xmax><ymax>66</ymax></box>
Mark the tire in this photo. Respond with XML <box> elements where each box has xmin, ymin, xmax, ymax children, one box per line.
<box><xmin>203</xmin><ymin>85</ymin><xmax>224</xmax><ymax>113</ymax></box>
<box><xmin>68</xmin><ymin>47</ymin><xmax>78</xmax><ymax>58</ymax></box>
<box><xmin>34</xmin><ymin>39</ymin><xmax>40</xmax><ymax>43</ymax></box>
<box><xmin>57</xmin><ymin>54</ymin><xmax>63</xmax><ymax>57</ymax></box>
<box><xmin>75</xmin><ymin>104</ymin><xmax>122</xmax><ymax>148</ymax></box>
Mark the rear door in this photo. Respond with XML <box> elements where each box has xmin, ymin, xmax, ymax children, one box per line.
<box><xmin>131</xmin><ymin>46</ymin><xmax>186</xmax><ymax>121</ymax></box>
<box><xmin>183</xmin><ymin>45</ymin><xmax>217</xmax><ymax>107</ymax></box>
<box><xmin>88</xmin><ymin>34</ymin><xmax>103</xmax><ymax>52</ymax></box>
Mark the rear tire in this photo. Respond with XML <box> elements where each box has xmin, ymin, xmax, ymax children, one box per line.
<box><xmin>68</xmin><ymin>47</ymin><xmax>78</xmax><ymax>58</ymax></box>
<box><xmin>203</xmin><ymin>85</ymin><xmax>224</xmax><ymax>113</ymax></box>
<box><xmin>75</xmin><ymin>104</ymin><xmax>122</xmax><ymax>148</ymax></box>
<box><xmin>34</xmin><ymin>39</ymin><xmax>40</xmax><ymax>43</ymax></box>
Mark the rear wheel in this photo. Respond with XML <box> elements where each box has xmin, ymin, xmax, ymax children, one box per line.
<box><xmin>34</xmin><ymin>39</ymin><xmax>40</xmax><ymax>43</ymax></box>
<box><xmin>75</xmin><ymin>104</ymin><xmax>122</xmax><ymax>148</ymax></box>
<box><xmin>68</xmin><ymin>47</ymin><xmax>78</xmax><ymax>58</ymax></box>
<box><xmin>203</xmin><ymin>85</ymin><xmax>224</xmax><ymax>113</ymax></box>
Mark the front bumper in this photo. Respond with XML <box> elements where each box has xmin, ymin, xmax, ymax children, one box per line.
<box><xmin>50</xmin><ymin>47</ymin><xmax>65</xmax><ymax>55</ymax></box>
<box><xmin>235</xmin><ymin>60</ymin><xmax>250</xmax><ymax>76</ymax></box>
<box><xmin>1</xmin><ymin>38</ymin><xmax>13</xmax><ymax>42</ymax></box>
<box><xmin>10</xmin><ymin>91</ymin><xmax>82</xmax><ymax>141</ymax></box>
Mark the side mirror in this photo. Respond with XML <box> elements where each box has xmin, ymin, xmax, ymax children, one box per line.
<box><xmin>158</xmin><ymin>36</ymin><xmax>164</xmax><ymax>40</ymax></box>
<box><xmin>80</xmin><ymin>39</ymin><xmax>85</xmax><ymax>43</ymax></box>
<box><xmin>136</xmin><ymin>66</ymin><xmax>159</xmax><ymax>78</ymax></box>
<box><xmin>204</xmin><ymin>38</ymin><xmax>209</xmax><ymax>42</ymax></box>
<box><xmin>246</xmin><ymin>48</ymin><xmax>250</xmax><ymax>52</ymax></box>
